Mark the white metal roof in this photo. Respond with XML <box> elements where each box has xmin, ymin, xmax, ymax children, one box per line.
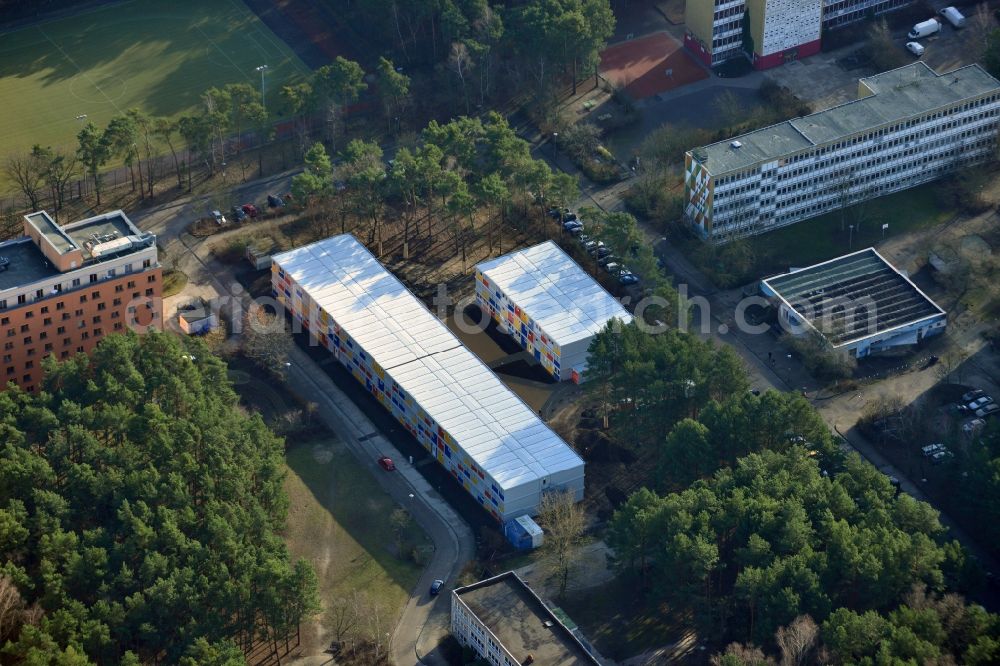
<box><xmin>476</xmin><ymin>241</ymin><xmax>633</xmax><ymax>346</ymax></box>
<box><xmin>273</xmin><ymin>235</ymin><xmax>584</xmax><ymax>491</ymax></box>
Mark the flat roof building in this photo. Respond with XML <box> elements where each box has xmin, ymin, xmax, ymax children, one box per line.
<box><xmin>686</xmin><ymin>62</ymin><xmax>1000</xmax><ymax>241</ymax></box>
<box><xmin>272</xmin><ymin>235</ymin><xmax>585</xmax><ymax>522</ymax></box>
<box><xmin>0</xmin><ymin>210</ymin><xmax>161</xmax><ymax>392</ymax></box>
<box><xmin>452</xmin><ymin>571</ymin><xmax>600</xmax><ymax>666</ymax></box>
<box><xmin>475</xmin><ymin>242</ymin><xmax>633</xmax><ymax>382</ymax></box>
<box><xmin>761</xmin><ymin>247</ymin><xmax>946</xmax><ymax>357</ymax></box>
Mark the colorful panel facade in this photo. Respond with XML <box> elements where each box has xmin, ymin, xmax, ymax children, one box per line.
<box><xmin>684</xmin><ymin>153</ymin><xmax>714</xmax><ymax>236</ymax></box>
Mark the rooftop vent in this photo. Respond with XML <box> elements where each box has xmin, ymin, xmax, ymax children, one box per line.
<box><xmin>731</xmin><ymin>140</ymin><xmax>743</xmax><ymax>150</ymax></box>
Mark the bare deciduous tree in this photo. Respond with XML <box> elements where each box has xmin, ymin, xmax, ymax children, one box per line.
<box><xmin>710</xmin><ymin>642</ymin><xmax>775</xmax><ymax>666</ymax></box>
<box><xmin>5</xmin><ymin>152</ymin><xmax>46</xmax><ymax>210</ymax></box>
<box><xmin>776</xmin><ymin>615</ymin><xmax>818</xmax><ymax>666</ymax></box>
<box><xmin>241</xmin><ymin>304</ymin><xmax>292</xmax><ymax>376</ymax></box>
<box><xmin>538</xmin><ymin>489</ymin><xmax>586</xmax><ymax>598</ymax></box>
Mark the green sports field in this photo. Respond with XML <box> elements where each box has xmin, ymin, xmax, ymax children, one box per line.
<box><xmin>0</xmin><ymin>0</ymin><xmax>310</xmax><ymax>157</ymax></box>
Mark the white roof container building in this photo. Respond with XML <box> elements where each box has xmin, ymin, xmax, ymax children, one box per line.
<box><xmin>272</xmin><ymin>234</ymin><xmax>585</xmax><ymax>522</ymax></box>
<box><xmin>475</xmin><ymin>241</ymin><xmax>633</xmax><ymax>382</ymax></box>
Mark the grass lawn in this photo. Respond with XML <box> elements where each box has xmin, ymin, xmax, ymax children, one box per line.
<box><xmin>686</xmin><ymin>185</ymin><xmax>954</xmax><ymax>287</ymax></box>
<box><xmin>751</xmin><ymin>186</ymin><xmax>953</xmax><ymax>275</ymax></box>
<box><xmin>0</xmin><ymin>0</ymin><xmax>308</xmax><ymax>158</ymax></box>
<box><xmin>283</xmin><ymin>438</ymin><xmax>430</xmax><ymax>650</ymax></box>
<box><xmin>161</xmin><ymin>269</ymin><xmax>188</xmax><ymax>297</ymax></box>
<box><xmin>558</xmin><ymin>577</ymin><xmax>690</xmax><ymax>661</ymax></box>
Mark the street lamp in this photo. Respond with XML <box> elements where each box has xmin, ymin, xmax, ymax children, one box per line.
<box><xmin>256</xmin><ymin>64</ymin><xmax>269</xmax><ymax>112</ymax></box>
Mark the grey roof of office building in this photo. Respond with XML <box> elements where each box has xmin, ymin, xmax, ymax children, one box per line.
<box><xmin>454</xmin><ymin>571</ymin><xmax>600</xmax><ymax>665</ymax></box>
<box><xmin>0</xmin><ymin>239</ymin><xmax>57</xmax><ymax>292</ymax></box>
<box><xmin>689</xmin><ymin>62</ymin><xmax>1000</xmax><ymax>176</ymax></box>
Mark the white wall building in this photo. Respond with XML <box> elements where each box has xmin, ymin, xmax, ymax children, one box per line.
<box><xmin>452</xmin><ymin>571</ymin><xmax>601</xmax><ymax>666</ymax></box>
<box><xmin>272</xmin><ymin>235</ymin><xmax>585</xmax><ymax>522</ymax></box>
<box><xmin>685</xmin><ymin>63</ymin><xmax>1000</xmax><ymax>242</ymax></box>
<box><xmin>760</xmin><ymin>248</ymin><xmax>946</xmax><ymax>358</ymax></box>
<box><xmin>475</xmin><ymin>241</ymin><xmax>633</xmax><ymax>383</ymax></box>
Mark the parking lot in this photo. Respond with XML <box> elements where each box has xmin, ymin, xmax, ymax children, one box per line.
<box><xmin>767</xmin><ymin>4</ymin><xmax>989</xmax><ymax>109</ymax></box>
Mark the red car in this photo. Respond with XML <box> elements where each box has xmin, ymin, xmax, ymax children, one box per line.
<box><xmin>377</xmin><ymin>456</ymin><xmax>396</xmax><ymax>471</ymax></box>
<box><xmin>241</xmin><ymin>203</ymin><xmax>258</xmax><ymax>218</ymax></box>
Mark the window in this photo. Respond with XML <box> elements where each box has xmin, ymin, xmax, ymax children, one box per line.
<box><xmin>63</xmin><ymin>338</ymin><xmax>71</xmax><ymax>347</ymax></box>
<box><xmin>144</xmin><ymin>288</ymin><xmax>154</xmax><ymax>296</ymax></box>
<box><xmin>43</xmin><ymin>318</ymin><xmax>51</xmax><ymax>326</ymax></box>
<box><xmin>115</xmin><ymin>285</ymin><xmax>124</xmax><ymax>293</ymax></box>
<box><xmin>97</xmin><ymin>302</ymin><xmax>106</xmax><ymax>311</ymax></box>
<box><xmin>21</xmin><ymin>375</ymin><xmax>29</xmax><ymax>383</ymax></box>
<box><xmin>24</xmin><ymin>361</ymin><xmax>33</xmax><ymax>369</ymax></box>
<box><xmin>38</xmin><ymin>332</ymin><xmax>46</xmax><ymax>341</ymax></box>
<box><xmin>142</xmin><ymin>259</ymin><xmax>151</xmax><ymax>268</ymax></box>
<box><xmin>3</xmin><ymin>343</ymin><xmax>11</xmax><ymax>351</ymax></box>
<box><xmin>43</xmin><ymin>343</ymin><xmax>52</xmax><ymax>352</ymax></box>
<box><xmin>0</xmin><ymin>318</ymin><xmax>6</xmax><ymax>326</ymax></box>
<box><xmin>34</xmin><ymin>289</ymin><xmax>43</xmax><ymax>299</ymax></box>
<box><xmin>17</xmin><ymin>295</ymin><xmax>26</xmax><ymax>305</ymax></box>
<box><xmin>113</xmin><ymin>322</ymin><xmax>123</xmax><ymax>331</ymax></box>
<box><xmin>40</xmin><ymin>306</ymin><xmax>48</xmax><ymax>314</ymax></box>
<box><xmin>79</xmin><ymin>295</ymin><xmax>87</xmax><ymax>303</ymax></box>
<box><xmin>74</xmin><ymin>309</ymin><xmax>82</xmax><ymax>317</ymax></box>
<box><xmin>92</xmin><ymin>316</ymin><xmax>101</xmax><ymax>324</ymax></box>
<box><xmin>57</xmin><ymin>326</ymin><xmax>65</xmax><ymax>334</ymax></box>
<box><xmin>56</xmin><ymin>302</ymin><xmax>65</xmax><ymax>311</ymax></box>
<box><xmin>113</xmin><ymin>298</ymin><xmax>121</xmax><ymax>306</ymax></box>
<box><xmin>81</xmin><ymin>332</ymin><xmax>89</xmax><ymax>340</ymax></box>
<box><xmin>5</xmin><ymin>367</ymin><xmax>12</xmax><ymax>376</ymax></box>
<box><xmin>61</xmin><ymin>313</ymin><xmax>70</xmax><ymax>321</ymax></box>
<box><xmin>147</xmin><ymin>275</ymin><xmax>156</xmax><ymax>283</ymax></box>
<box><xmin>60</xmin><ymin>351</ymin><xmax>69</xmax><ymax>359</ymax></box>
<box><xmin>19</xmin><ymin>325</ymin><xmax>28</xmax><ymax>333</ymax></box>
<box><xmin>76</xmin><ymin>346</ymin><xmax>84</xmax><ymax>353</ymax></box>
<box><xmin>89</xmin><ymin>274</ymin><xmax>98</xmax><ymax>283</ymax></box>
<box><xmin>72</xmin><ymin>278</ymin><xmax>80</xmax><ymax>287</ymax></box>
<box><xmin>0</xmin><ymin>300</ymin><xmax>6</xmax><ymax>310</ymax></box>
<box><xmin>91</xmin><ymin>291</ymin><xmax>100</xmax><ymax>300</ymax></box>
<box><xmin>127</xmin><ymin>280</ymin><xmax>135</xmax><ymax>289</ymax></box>
<box><xmin>94</xmin><ymin>328</ymin><xmax>103</xmax><ymax>337</ymax></box>
<box><xmin>24</xmin><ymin>311</ymin><xmax>33</xmax><ymax>319</ymax></box>
<box><xmin>22</xmin><ymin>337</ymin><xmax>31</xmax><ymax>344</ymax></box>
<box><xmin>124</xmin><ymin>263</ymin><xmax>132</xmax><ymax>273</ymax></box>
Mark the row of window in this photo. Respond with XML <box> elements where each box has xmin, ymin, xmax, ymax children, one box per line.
<box><xmin>0</xmin><ymin>259</ymin><xmax>154</xmax><ymax>310</ymax></box>
<box><xmin>0</xmin><ymin>275</ymin><xmax>157</xmax><ymax>311</ymax></box>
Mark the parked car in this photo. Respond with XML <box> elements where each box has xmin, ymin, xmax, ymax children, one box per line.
<box><xmin>566</xmin><ymin>225</ymin><xmax>584</xmax><ymax>236</ymax></box>
<box><xmin>377</xmin><ymin>456</ymin><xmax>396</xmax><ymax>471</ymax></box>
<box><xmin>242</xmin><ymin>203</ymin><xmax>258</xmax><ymax>218</ymax></box>
<box><xmin>563</xmin><ymin>219</ymin><xmax>583</xmax><ymax>232</ymax></box>
<box><xmin>977</xmin><ymin>403</ymin><xmax>1000</xmax><ymax>418</ymax></box>
<box><xmin>921</xmin><ymin>443</ymin><xmax>945</xmax><ymax>457</ymax></box>
<box><xmin>930</xmin><ymin>449</ymin><xmax>954</xmax><ymax>465</ymax></box>
<box><xmin>939</xmin><ymin>6</ymin><xmax>966</xmax><ymax>29</ymax></box>
<box><xmin>586</xmin><ymin>241</ymin><xmax>605</xmax><ymax>255</ymax></box>
<box><xmin>548</xmin><ymin>207</ymin><xmax>569</xmax><ymax>220</ymax></box>
<box><xmin>230</xmin><ymin>206</ymin><xmax>247</xmax><ymax>222</ymax></box>
<box><xmin>211</xmin><ymin>210</ymin><xmax>227</xmax><ymax>225</ymax></box>
<box><xmin>618</xmin><ymin>271</ymin><xmax>639</xmax><ymax>286</ymax></box>
<box><xmin>595</xmin><ymin>246</ymin><xmax>612</xmax><ymax>260</ymax></box>
<box><xmin>430</xmin><ymin>579</ymin><xmax>445</xmax><ymax>596</ymax></box>
<box><xmin>963</xmin><ymin>418</ymin><xmax>986</xmax><ymax>435</ymax></box>
<box><xmin>905</xmin><ymin>41</ymin><xmax>925</xmax><ymax>57</ymax></box>
<box><xmin>577</xmin><ymin>234</ymin><xmax>591</xmax><ymax>246</ymax></box>
<box><xmin>961</xmin><ymin>389</ymin><xmax>985</xmax><ymax>403</ymax></box>
<box><xmin>603</xmin><ymin>262</ymin><xmax>621</xmax><ymax>275</ymax></box>
<box><xmin>267</xmin><ymin>194</ymin><xmax>285</xmax><ymax>208</ymax></box>
<box><xmin>968</xmin><ymin>396</ymin><xmax>994</xmax><ymax>411</ymax></box>
<box><xmin>598</xmin><ymin>254</ymin><xmax>617</xmax><ymax>267</ymax></box>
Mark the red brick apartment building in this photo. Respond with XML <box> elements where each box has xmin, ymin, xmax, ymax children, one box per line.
<box><xmin>0</xmin><ymin>210</ymin><xmax>162</xmax><ymax>392</ymax></box>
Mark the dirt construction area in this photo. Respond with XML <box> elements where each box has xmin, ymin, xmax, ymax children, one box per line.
<box><xmin>599</xmin><ymin>31</ymin><xmax>708</xmax><ymax>100</ymax></box>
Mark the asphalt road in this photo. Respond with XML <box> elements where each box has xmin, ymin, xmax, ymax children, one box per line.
<box><xmin>130</xmin><ymin>172</ymin><xmax>476</xmax><ymax>665</ymax></box>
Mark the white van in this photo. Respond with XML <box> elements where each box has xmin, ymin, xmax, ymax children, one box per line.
<box><xmin>940</xmin><ymin>6</ymin><xmax>966</xmax><ymax>29</ymax></box>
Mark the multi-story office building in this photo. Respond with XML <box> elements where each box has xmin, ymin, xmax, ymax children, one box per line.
<box><xmin>451</xmin><ymin>571</ymin><xmax>600</xmax><ymax>666</ymax></box>
<box><xmin>685</xmin><ymin>63</ymin><xmax>1000</xmax><ymax>242</ymax></box>
<box><xmin>684</xmin><ymin>0</ymin><xmax>913</xmax><ymax>68</ymax></box>
<box><xmin>0</xmin><ymin>210</ymin><xmax>161</xmax><ymax>392</ymax></box>
<box><xmin>685</xmin><ymin>0</ymin><xmax>822</xmax><ymax>69</ymax></box>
